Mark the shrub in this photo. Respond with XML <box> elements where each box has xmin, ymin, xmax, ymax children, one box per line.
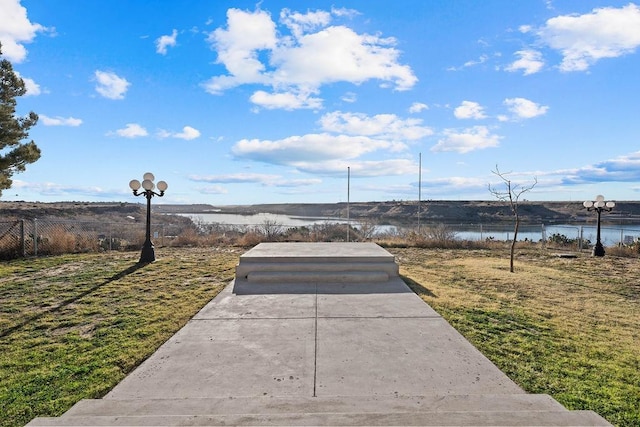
<box><xmin>170</xmin><ymin>228</ymin><xmax>201</xmax><ymax>247</ymax></box>
<box><xmin>37</xmin><ymin>226</ymin><xmax>99</xmax><ymax>255</ymax></box>
<box><xmin>237</xmin><ymin>231</ymin><xmax>264</xmax><ymax>247</ymax></box>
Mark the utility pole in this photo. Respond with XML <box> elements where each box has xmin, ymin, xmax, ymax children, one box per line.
<box><xmin>418</xmin><ymin>152</ymin><xmax>422</xmax><ymax>234</ymax></box>
<box><xmin>347</xmin><ymin>166</ymin><xmax>350</xmax><ymax>242</ymax></box>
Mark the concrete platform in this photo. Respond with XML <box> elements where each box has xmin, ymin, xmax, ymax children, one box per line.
<box><xmin>27</xmin><ymin>243</ymin><xmax>611</xmax><ymax>426</ymax></box>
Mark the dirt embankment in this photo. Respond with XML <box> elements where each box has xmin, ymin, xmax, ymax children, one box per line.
<box><xmin>0</xmin><ymin>201</ymin><xmax>192</xmax><ymax>228</ymax></box>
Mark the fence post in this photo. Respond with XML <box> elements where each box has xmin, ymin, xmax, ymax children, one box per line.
<box><xmin>20</xmin><ymin>219</ymin><xmax>26</xmax><ymax>257</ymax></box>
<box><xmin>620</xmin><ymin>228</ymin><xmax>624</xmax><ymax>246</ymax></box>
<box><xmin>33</xmin><ymin>218</ymin><xmax>38</xmax><ymax>257</ymax></box>
<box><xmin>579</xmin><ymin>226</ymin><xmax>583</xmax><ymax>251</ymax></box>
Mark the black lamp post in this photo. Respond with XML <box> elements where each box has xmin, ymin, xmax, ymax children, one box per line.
<box><xmin>129</xmin><ymin>172</ymin><xmax>168</xmax><ymax>263</ymax></box>
<box><xmin>583</xmin><ymin>195</ymin><xmax>615</xmax><ymax>257</ymax></box>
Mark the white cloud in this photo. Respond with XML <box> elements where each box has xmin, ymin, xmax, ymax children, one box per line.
<box><xmin>505</xmin><ymin>49</ymin><xmax>545</xmax><ymax>75</ymax></box>
<box><xmin>454</xmin><ymin>101</ymin><xmax>487</xmax><ymax>120</ymax></box>
<box><xmin>40</xmin><ymin>115</ymin><xmax>82</xmax><ymax>127</ymax></box>
<box><xmin>319</xmin><ymin>111</ymin><xmax>432</xmax><ymax>141</ymax></box>
<box><xmin>231</xmin><ymin>110</ymin><xmax>429</xmax><ymax>176</ymax></box>
<box><xmin>190</xmin><ymin>173</ymin><xmax>321</xmax><ymax>187</ymax></box>
<box><xmin>155</xmin><ymin>29</ymin><xmax>177</xmax><ymax>55</ymax></box>
<box><xmin>94</xmin><ymin>71</ymin><xmax>130</xmax><ymax>100</ymax></box>
<box><xmin>463</xmin><ymin>54</ymin><xmax>488</xmax><ymax>68</ymax></box>
<box><xmin>232</xmin><ymin>133</ymin><xmax>394</xmax><ymax>165</ymax></box>
<box><xmin>0</xmin><ymin>0</ymin><xmax>45</xmax><ymax>62</ymax></box>
<box><xmin>158</xmin><ymin>126</ymin><xmax>201</xmax><ymax>140</ymax></box>
<box><xmin>420</xmin><ymin>176</ymin><xmax>487</xmax><ymax>193</ymax></box>
<box><xmin>330</xmin><ymin>7</ymin><xmax>360</xmax><ymax>19</ymax></box>
<box><xmin>431</xmin><ymin>126</ymin><xmax>501</xmax><ymax>153</ymax></box>
<box><xmin>559</xmin><ymin>151</ymin><xmax>640</xmax><ymax>184</ymax></box>
<box><xmin>270</xmin><ymin>26</ymin><xmax>416</xmax><ymax>90</ymax></box>
<box><xmin>296</xmin><ymin>158</ymin><xmax>417</xmax><ymax>176</ymax></box>
<box><xmin>112</xmin><ymin>123</ymin><xmax>148</xmax><ymax>138</ymax></box>
<box><xmin>280</xmin><ymin>8</ymin><xmax>331</xmax><ymax>38</ymax></box>
<box><xmin>21</xmin><ymin>76</ymin><xmax>40</xmax><ymax>95</ymax></box>
<box><xmin>519</xmin><ymin>25</ymin><xmax>533</xmax><ymax>33</ymax></box>
<box><xmin>204</xmin><ymin>8</ymin><xmax>277</xmax><ymax>93</ymax></box>
<box><xmin>503</xmin><ymin>97</ymin><xmax>548</xmax><ymax>119</ymax></box>
<box><xmin>447</xmin><ymin>54</ymin><xmax>488</xmax><ymax>71</ymax></box>
<box><xmin>537</xmin><ymin>4</ymin><xmax>640</xmax><ymax>72</ymax></box>
<box><xmin>408</xmin><ymin>102</ymin><xmax>428</xmax><ymax>113</ymax></box>
<box><xmin>250</xmin><ymin>89</ymin><xmax>323</xmax><ymax>110</ymax></box>
<box><xmin>175</xmin><ymin>126</ymin><xmax>201</xmax><ymax>140</ymax></box>
<box><xmin>341</xmin><ymin>92</ymin><xmax>357</xmax><ymax>103</ymax></box>
<box><xmin>204</xmin><ymin>7</ymin><xmax>417</xmax><ymax>109</ymax></box>
<box><xmin>11</xmin><ymin>180</ymin><xmax>108</xmax><ymax>197</ymax></box>
<box><xmin>14</xmin><ymin>71</ymin><xmax>41</xmax><ymax>95</ymax></box>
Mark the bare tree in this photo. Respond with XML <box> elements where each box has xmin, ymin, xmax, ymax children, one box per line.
<box><xmin>488</xmin><ymin>165</ymin><xmax>537</xmax><ymax>273</ymax></box>
<box><xmin>257</xmin><ymin>219</ymin><xmax>284</xmax><ymax>241</ymax></box>
<box><xmin>425</xmin><ymin>224</ymin><xmax>458</xmax><ymax>242</ymax></box>
<box><xmin>356</xmin><ymin>218</ymin><xmax>378</xmax><ymax>241</ymax></box>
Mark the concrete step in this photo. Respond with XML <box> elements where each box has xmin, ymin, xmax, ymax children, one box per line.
<box><xmin>234</xmin><ymin>242</ymin><xmax>400</xmax><ymax>285</ymax></box>
<box><xmin>236</xmin><ymin>261</ymin><xmax>399</xmax><ymax>278</ymax></box>
<box><xmin>61</xmin><ymin>394</ymin><xmax>569</xmax><ymax>416</ymax></box>
<box><xmin>25</xmin><ymin>410</ymin><xmax>613</xmax><ymax>426</ymax></box>
<box><xmin>247</xmin><ymin>270</ymin><xmax>390</xmax><ymax>283</ymax></box>
<box><xmin>26</xmin><ymin>395</ymin><xmax>612</xmax><ymax>426</ymax></box>
<box><xmin>236</xmin><ymin>243</ymin><xmax>396</xmax><ymax>265</ymax></box>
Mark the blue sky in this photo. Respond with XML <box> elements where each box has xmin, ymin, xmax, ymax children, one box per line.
<box><xmin>1</xmin><ymin>0</ymin><xmax>639</xmax><ymax>205</ymax></box>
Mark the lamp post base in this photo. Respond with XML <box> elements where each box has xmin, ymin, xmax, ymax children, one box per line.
<box><xmin>139</xmin><ymin>241</ymin><xmax>156</xmax><ymax>263</ymax></box>
<box><xmin>592</xmin><ymin>243</ymin><xmax>605</xmax><ymax>257</ymax></box>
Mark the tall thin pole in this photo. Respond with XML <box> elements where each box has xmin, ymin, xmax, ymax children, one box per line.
<box><xmin>347</xmin><ymin>166</ymin><xmax>350</xmax><ymax>242</ymax></box>
<box><xmin>418</xmin><ymin>152</ymin><xmax>422</xmax><ymax>234</ymax></box>
<box><xmin>140</xmin><ymin>192</ymin><xmax>155</xmax><ymax>263</ymax></box>
<box><xmin>594</xmin><ymin>208</ymin><xmax>604</xmax><ymax>256</ymax></box>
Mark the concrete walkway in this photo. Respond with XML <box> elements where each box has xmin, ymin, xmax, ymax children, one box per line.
<box><xmin>27</xmin><ymin>243</ymin><xmax>611</xmax><ymax>426</ymax></box>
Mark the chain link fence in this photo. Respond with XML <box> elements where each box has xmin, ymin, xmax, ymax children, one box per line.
<box><xmin>3</xmin><ymin>217</ymin><xmax>639</xmax><ymax>260</ymax></box>
<box><xmin>0</xmin><ymin>219</ymin><xmax>185</xmax><ymax>259</ymax></box>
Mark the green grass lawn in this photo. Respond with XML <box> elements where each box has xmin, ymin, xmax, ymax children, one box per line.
<box><xmin>1</xmin><ymin>246</ymin><xmax>638</xmax><ymax>426</ymax></box>
<box><xmin>0</xmin><ymin>247</ymin><xmax>240</xmax><ymax>427</ymax></box>
<box><xmin>393</xmin><ymin>247</ymin><xmax>640</xmax><ymax>427</ymax></box>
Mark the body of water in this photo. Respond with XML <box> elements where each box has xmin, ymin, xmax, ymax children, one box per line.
<box><xmin>177</xmin><ymin>212</ymin><xmax>346</xmax><ymax>227</ymax></box>
<box><xmin>177</xmin><ymin>212</ymin><xmax>640</xmax><ymax>246</ymax></box>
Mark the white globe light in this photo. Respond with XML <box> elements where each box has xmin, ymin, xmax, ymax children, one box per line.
<box><xmin>595</xmin><ymin>195</ymin><xmax>605</xmax><ymax>202</ymax></box>
<box><xmin>595</xmin><ymin>201</ymin><xmax>605</xmax><ymax>208</ymax></box>
<box><xmin>142</xmin><ymin>179</ymin><xmax>154</xmax><ymax>191</ymax></box>
<box><xmin>606</xmin><ymin>201</ymin><xmax>615</xmax><ymax>208</ymax></box>
<box><xmin>583</xmin><ymin>201</ymin><xmax>593</xmax><ymax>208</ymax></box>
<box><xmin>157</xmin><ymin>181</ymin><xmax>168</xmax><ymax>192</ymax></box>
<box><xmin>129</xmin><ymin>179</ymin><xmax>141</xmax><ymax>191</ymax></box>
<box><xmin>143</xmin><ymin>172</ymin><xmax>155</xmax><ymax>181</ymax></box>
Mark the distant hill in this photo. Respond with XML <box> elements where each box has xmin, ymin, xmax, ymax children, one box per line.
<box><xmin>157</xmin><ymin>200</ymin><xmax>640</xmax><ymax>226</ymax></box>
<box><xmin>3</xmin><ymin>200</ymin><xmax>638</xmax><ymax>226</ymax></box>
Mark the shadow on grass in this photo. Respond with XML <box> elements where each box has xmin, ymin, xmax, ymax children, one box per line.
<box><xmin>401</xmin><ymin>274</ymin><xmax>438</xmax><ymax>298</ymax></box>
<box><xmin>0</xmin><ymin>263</ymin><xmax>147</xmax><ymax>339</ymax></box>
